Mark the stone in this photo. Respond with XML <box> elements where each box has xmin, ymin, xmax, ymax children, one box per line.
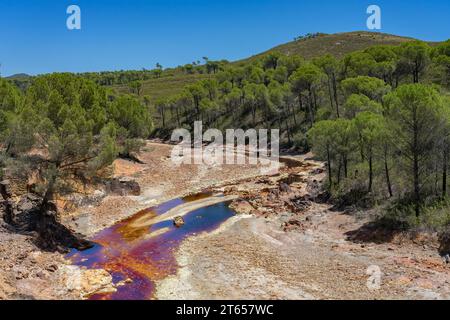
<box><xmin>46</xmin><ymin>264</ymin><xmax>58</xmax><ymax>273</ymax></box>
<box><xmin>106</xmin><ymin>177</ymin><xmax>141</xmax><ymax>196</ymax></box>
<box><xmin>6</xmin><ymin>193</ymin><xmax>42</xmax><ymax>231</ymax></box>
<box><xmin>279</xmin><ymin>182</ymin><xmax>291</xmax><ymax>193</ymax></box>
<box><xmin>0</xmin><ymin>180</ymin><xmax>12</xmax><ymax>199</ymax></box>
<box><xmin>60</xmin><ymin>266</ymin><xmax>116</xmax><ymax>298</ymax></box>
<box><xmin>229</xmin><ymin>199</ymin><xmax>254</xmax><ymax>215</ymax></box>
<box><xmin>173</xmin><ymin>216</ymin><xmax>185</xmax><ymax>228</ymax></box>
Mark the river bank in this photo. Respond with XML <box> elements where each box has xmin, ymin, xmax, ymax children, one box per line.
<box><xmin>0</xmin><ymin>142</ymin><xmax>265</xmax><ymax>299</ymax></box>
<box><xmin>156</xmin><ymin>156</ymin><xmax>450</xmax><ymax>300</ymax></box>
<box><xmin>1</xmin><ymin>143</ymin><xmax>450</xmax><ymax>300</ymax></box>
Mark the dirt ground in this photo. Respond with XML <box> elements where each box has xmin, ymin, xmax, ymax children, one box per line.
<box><xmin>156</xmin><ymin>156</ymin><xmax>450</xmax><ymax>300</ymax></box>
<box><xmin>1</xmin><ymin>143</ymin><xmax>450</xmax><ymax>300</ymax></box>
<box><xmin>0</xmin><ymin>142</ymin><xmax>263</xmax><ymax>300</ymax></box>
<box><xmin>62</xmin><ymin>142</ymin><xmax>264</xmax><ymax>237</ymax></box>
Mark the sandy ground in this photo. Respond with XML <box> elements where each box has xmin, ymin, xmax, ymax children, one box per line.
<box><xmin>156</xmin><ymin>157</ymin><xmax>450</xmax><ymax>300</ymax></box>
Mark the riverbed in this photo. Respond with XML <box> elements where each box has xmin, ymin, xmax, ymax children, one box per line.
<box><xmin>67</xmin><ymin>193</ymin><xmax>237</xmax><ymax>300</ymax></box>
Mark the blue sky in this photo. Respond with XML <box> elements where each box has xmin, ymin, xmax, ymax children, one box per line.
<box><xmin>1</xmin><ymin>0</ymin><xmax>449</xmax><ymax>76</ymax></box>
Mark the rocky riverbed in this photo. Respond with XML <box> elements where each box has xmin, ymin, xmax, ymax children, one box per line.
<box><xmin>1</xmin><ymin>143</ymin><xmax>450</xmax><ymax>300</ymax></box>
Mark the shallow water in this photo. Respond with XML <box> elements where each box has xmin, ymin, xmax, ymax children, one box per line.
<box><xmin>67</xmin><ymin>193</ymin><xmax>235</xmax><ymax>300</ymax></box>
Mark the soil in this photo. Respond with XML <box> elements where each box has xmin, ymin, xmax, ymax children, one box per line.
<box><xmin>155</xmin><ymin>155</ymin><xmax>450</xmax><ymax>300</ymax></box>
<box><xmin>1</xmin><ymin>143</ymin><xmax>450</xmax><ymax>300</ymax></box>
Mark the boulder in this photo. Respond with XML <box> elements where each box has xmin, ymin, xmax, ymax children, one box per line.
<box><xmin>0</xmin><ymin>180</ymin><xmax>13</xmax><ymax>199</ymax></box>
<box><xmin>106</xmin><ymin>177</ymin><xmax>141</xmax><ymax>196</ymax></box>
<box><xmin>6</xmin><ymin>193</ymin><xmax>42</xmax><ymax>231</ymax></box>
<box><xmin>173</xmin><ymin>216</ymin><xmax>185</xmax><ymax>228</ymax></box>
<box><xmin>279</xmin><ymin>182</ymin><xmax>291</xmax><ymax>193</ymax></box>
<box><xmin>60</xmin><ymin>266</ymin><xmax>116</xmax><ymax>298</ymax></box>
<box><xmin>439</xmin><ymin>228</ymin><xmax>450</xmax><ymax>256</ymax></box>
<box><xmin>230</xmin><ymin>199</ymin><xmax>255</xmax><ymax>215</ymax></box>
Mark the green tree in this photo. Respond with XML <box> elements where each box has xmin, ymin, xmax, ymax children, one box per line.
<box><xmin>343</xmin><ymin>94</ymin><xmax>383</xmax><ymax>119</ymax></box>
<box><xmin>290</xmin><ymin>63</ymin><xmax>325</xmax><ymax>127</ymax></box>
<box><xmin>398</xmin><ymin>41</ymin><xmax>431</xmax><ymax>83</ymax></box>
<box><xmin>314</xmin><ymin>54</ymin><xmax>341</xmax><ymax>118</ymax></box>
<box><xmin>308</xmin><ymin>120</ymin><xmax>338</xmax><ymax>187</ymax></box>
<box><xmin>129</xmin><ymin>80</ymin><xmax>143</xmax><ymax>95</ymax></box>
<box><xmin>384</xmin><ymin>84</ymin><xmax>446</xmax><ymax>216</ymax></box>
<box><xmin>354</xmin><ymin>112</ymin><xmax>385</xmax><ymax>193</ymax></box>
<box><xmin>341</xmin><ymin>76</ymin><xmax>390</xmax><ymax>102</ymax></box>
<box><xmin>333</xmin><ymin>119</ymin><xmax>356</xmax><ymax>183</ymax></box>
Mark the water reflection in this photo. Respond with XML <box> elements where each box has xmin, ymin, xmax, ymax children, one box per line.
<box><xmin>67</xmin><ymin>193</ymin><xmax>234</xmax><ymax>300</ymax></box>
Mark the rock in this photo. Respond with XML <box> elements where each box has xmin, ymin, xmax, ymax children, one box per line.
<box><xmin>60</xmin><ymin>266</ymin><xmax>116</xmax><ymax>298</ymax></box>
<box><xmin>36</xmin><ymin>270</ymin><xmax>48</xmax><ymax>279</ymax></box>
<box><xmin>287</xmin><ymin>196</ymin><xmax>311</xmax><ymax>212</ymax></box>
<box><xmin>255</xmin><ymin>177</ymin><xmax>270</xmax><ymax>184</ymax></box>
<box><xmin>66</xmin><ymin>190</ymin><xmax>106</xmax><ymax>208</ymax></box>
<box><xmin>106</xmin><ymin>177</ymin><xmax>141</xmax><ymax>196</ymax></box>
<box><xmin>46</xmin><ymin>264</ymin><xmax>58</xmax><ymax>273</ymax></box>
<box><xmin>229</xmin><ymin>199</ymin><xmax>254</xmax><ymax>215</ymax></box>
<box><xmin>0</xmin><ymin>180</ymin><xmax>12</xmax><ymax>199</ymax></box>
<box><xmin>0</xmin><ymin>274</ymin><xmax>15</xmax><ymax>300</ymax></box>
<box><xmin>6</xmin><ymin>193</ymin><xmax>42</xmax><ymax>231</ymax></box>
<box><xmin>282</xmin><ymin>219</ymin><xmax>303</xmax><ymax>232</ymax></box>
<box><xmin>438</xmin><ymin>229</ymin><xmax>450</xmax><ymax>256</ymax></box>
<box><xmin>13</xmin><ymin>266</ymin><xmax>29</xmax><ymax>280</ymax></box>
<box><xmin>279</xmin><ymin>182</ymin><xmax>291</xmax><ymax>193</ymax></box>
<box><xmin>116</xmin><ymin>278</ymin><xmax>133</xmax><ymax>287</ymax></box>
<box><xmin>173</xmin><ymin>216</ymin><xmax>185</xmax><ymax>228</ymax></box>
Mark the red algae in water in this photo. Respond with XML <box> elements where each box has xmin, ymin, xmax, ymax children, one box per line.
<box><xmin>67</xmin><ymin>194</ymin><xmax>234</xmax><ymax>300</ymax></box>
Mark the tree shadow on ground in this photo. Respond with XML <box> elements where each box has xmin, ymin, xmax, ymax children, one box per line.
<box><xmin>344</xmin><ymin>218</ymin><xmax>406</xmax><ymax>244</ymax></box>
<box><xmin>2</xmin><ymin>199</ymin><xmax>94</xmax><ymax>253</ymax></box>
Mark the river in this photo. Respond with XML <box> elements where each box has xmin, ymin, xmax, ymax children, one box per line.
<box><xmin>67</xmin><ymin>193</ymin><xmax>236</xmax><ymax>300</ymax></box>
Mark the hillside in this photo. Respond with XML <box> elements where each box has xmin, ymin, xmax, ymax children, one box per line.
<box><xmin>5</xmin><ymin>73</ymin><xmax>31</xmax><ymax>80</ymax></box>
<box><xmin>111</xmin><ymin>72</ymin><xmax>211</xmax><ymax>103</ymax></box>
<box><xmin>241</xmin><ymin>31</ymin><xmax>428</xmax><ymax>62</ymax></box>
<box><xmin>114</xmin><ymin>31</ymin><xmax>435</xmax><ymax>99</ymax></box>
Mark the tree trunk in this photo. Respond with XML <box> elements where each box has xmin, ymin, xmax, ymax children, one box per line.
<box><xmin>384</xmin><ymin>149</ymin><xmax>393</xmax><ymax>197</ymax></box>
<box><xmin>332</xmin><ymin>73</ymin><xmax>340</xmax><ymax>118</ymax></box>
<box><xmin>327</xmin><ymin>79</ymin><xmax>334</xmax><ymax>113</ymax></box>
<box><xmin>337</xmin><ymin>157</ymin><xmax>342</xmax><ymax>186</ymax></box>
<box><xmin>443</xmin><ymin>148</ymin><xmax>448</xmax><ymax>197</ymax></box>
<box><xmin>343</xmin><ymin>155</ymin><xmax>348</xmax><ymax>178</ymax></box>
<box><xmin>368</xmin><ymin>153</ymin><xmax>373</xmax><ymax>193</ymax></box>
<box><xmin>414</xmin><ymin>153</ymin><xmax>420</xmax><ymax>217</ymax></box>
<box><xmin>327</xmin><ymin>145</ymin><xmax>333</xmax><ymax>188</ymax></box>
<box><xmin>307</xmin><ymin>89</ymin><xmax>315</xmax><ymax>127</ymax></box>
<box><xmin>290</xmin><ymin>103</ymin><xmax>297</xmax><ymax>126</ymax></box>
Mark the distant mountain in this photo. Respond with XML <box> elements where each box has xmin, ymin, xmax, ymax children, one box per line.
<box><xmin>240</xmin><ymin>31</ymin><xmax>438</xmax><ymax>63</ymax></box>
<box><xmin>5</xmin><ymin>73</ymin><xmax>32</xmax><ymax>80</ymax></box>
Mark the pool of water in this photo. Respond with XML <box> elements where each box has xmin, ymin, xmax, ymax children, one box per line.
<box><xmin>67</xmin><ymin>193</ymin><xmax>236</xmax><ymax>300</ymax></box>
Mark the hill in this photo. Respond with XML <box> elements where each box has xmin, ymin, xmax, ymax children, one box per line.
<box><xmin>115</xmin><ymin>31</ymin><xmax>436</xmax><ymax>99</ymax></box>
<box><xmin>111</xmin><ymin>72</ymin><xmax>211</xmax><ymax>103</ymax></box>
<box><xmin>5</xmin><ymin>73</ymin><xmax>31</xmax><ymax>80</ymax></box>
<box><xmin>241</xmin><ymin>31</ymin><xmax>427</xmax><ymax>63</ymax></box>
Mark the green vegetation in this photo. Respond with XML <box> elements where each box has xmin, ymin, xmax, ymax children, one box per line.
<box><xmin>0</xmin><ymin>73</ymin><xmax>152</xmax><ymax>244</ymax></box>
<box><xmin>121</xmin><ymin>34</ymin><xmax>449</xmax><ymax>230</ymax></box>
<box><xmin>305</xmin><ymin>40</ymin><xmax>450</xmax><ymax>230</ymax></box>
<box><xmin>1</xmin><ymin>31</ymin><xmax>449</xmax><ymax>245</ymax></box>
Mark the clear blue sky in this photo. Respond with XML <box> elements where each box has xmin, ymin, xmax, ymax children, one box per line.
<box><xmin>1</xmin><ymin>0</ymin><xmax>449</xmax><ymax>76</ymax></box>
